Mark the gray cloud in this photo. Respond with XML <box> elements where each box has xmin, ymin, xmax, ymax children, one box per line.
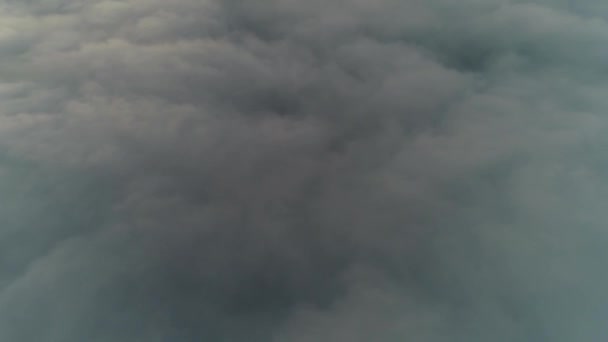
<box><xmin>1</xmin><ymin>0</ymin><xmax>608</xmax><ymax>341</ymax></box>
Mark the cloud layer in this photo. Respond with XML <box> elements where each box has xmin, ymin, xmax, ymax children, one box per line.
<box><xmin>1</xmin><ymin>0</ymin><xmax>608</xmax><ymax>341</ymax></box>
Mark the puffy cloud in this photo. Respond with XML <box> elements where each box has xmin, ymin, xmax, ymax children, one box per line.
<box><xmin>1</xmin><ymin>0</ymin><xmax>608</xmax><ymax>341</ymax></box>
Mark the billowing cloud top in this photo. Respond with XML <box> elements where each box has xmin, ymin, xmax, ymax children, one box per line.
<box><xmin>1</xmin><ymin>0</ymin><xmax>608</xmax><ymax>341</ymax></box>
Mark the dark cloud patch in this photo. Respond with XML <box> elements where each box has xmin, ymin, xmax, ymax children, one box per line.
<box><xmin>0</xmin><ymin>0</ymin><xmax>608</xmax><ymax>341</ymax></box>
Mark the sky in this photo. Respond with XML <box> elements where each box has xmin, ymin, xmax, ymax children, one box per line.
<box><xmin>0</xmin><ymin>0</ymin><xmax>608</xmax><ymax>341</ymax></box>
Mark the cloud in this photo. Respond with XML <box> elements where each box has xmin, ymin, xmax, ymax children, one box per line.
<box><xmin>1</xmin><ymin>0</ymin><xmax>608</xmax><ymax>341</ymax></box>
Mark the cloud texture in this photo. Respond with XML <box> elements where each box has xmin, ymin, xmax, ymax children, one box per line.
<box><xmin>1</xmin><ymin>0</ymin><xmax>608</xmax><ymax>341</ymax></box>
